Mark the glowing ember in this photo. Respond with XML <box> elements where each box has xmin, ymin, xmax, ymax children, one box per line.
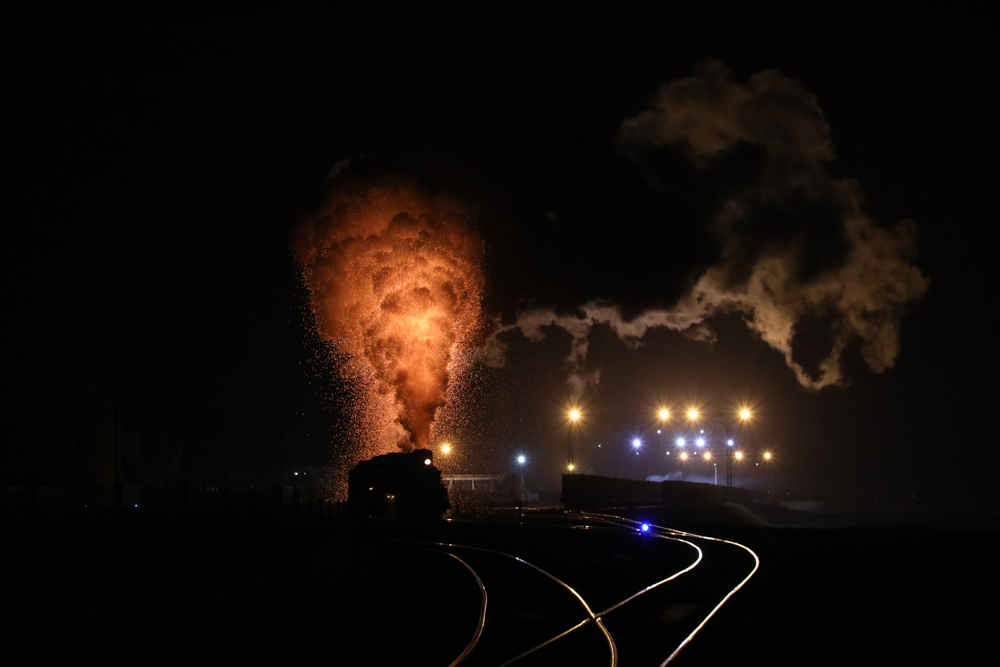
<box><xmin>293</xmin><ymin>177</ymin><xmax>484</xmax><ymax>454</ymax></box>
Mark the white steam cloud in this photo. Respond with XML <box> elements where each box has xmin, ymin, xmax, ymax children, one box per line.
<box><xmin>488</xmin><ymin>62</ymin><xmax>928</xmax><ymax>394</ymax></box>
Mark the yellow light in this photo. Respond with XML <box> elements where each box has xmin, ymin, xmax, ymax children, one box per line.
<box><xmin>680</xmin><ymin>452</ymin><xmax>688</xmax><ymax>460</ymax></box>
<box><xmin>735</xmin><ymin>451</ymin><xmax>743</xmax><ymax>460</ymax></box>
<box><xmin>659</xmin><ymin>409</ymin><xmax>669</xmax><ymax>420</ymax></box>
<box><xmin>704</xmin><ymin>452</ymin><xmax>711</xmax><ymax>460</ymax></box>
<box><xmin>740</xmin><ymin>409</ymin><xmax>751</xmax><ymax>420</ymax></box>
<box><xmin>764</xmin><ymin>452</ymin><xmax>772</xmax><ymax>460</ymax></box>
<box><xmin>570</xmin><ymin>410</ymin><xmax>580</xmax><ymax>421</ymax></box>
<box><xmin>568</xmin><ymin>463</ymin><xmax>575</xmax><ymax>471</ymax></box>
<box><xmin>424</xmin><ymin>459</ymin><xmax>431</xmax><ymax>465</ymax></box>
<box><xmin>688</xmin><ymin>409</ymin><xmax>698</xmax><ymax>420</ymax></box>
<box><xmin>441</xmin><ymin>444</ymin><xmax>451</xmax><ymax>454</ymax></box>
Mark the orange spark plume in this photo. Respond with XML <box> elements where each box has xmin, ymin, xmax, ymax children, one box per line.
<box><xmin>293</xmin><ymin>177</ymin><xmax>484</xmax><ymax>453</ymax></box>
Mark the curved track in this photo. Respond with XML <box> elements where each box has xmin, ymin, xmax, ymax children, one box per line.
<box><xmin>436</xmin><ymin>550</ymin><xmax>488</xmax><ymax>667</ymax></box>
<box><xmin>385</xmin><ymin>509</ymin><xmax>759</xmax><ymax>665</ymax></box>
<box><xmin>572</xmin><ymin>511</ymin><xmax>760</xmax><ymax>666</ymax></box>
<box><xmin>392</xmin><ymin>537</ymin><xmax>617</xmax><ymax>666</ymax></box>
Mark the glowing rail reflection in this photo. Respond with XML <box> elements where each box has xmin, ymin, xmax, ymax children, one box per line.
<box><xmin>574</xmin><ymin>511</ymin><xmax>761</xmax><ymax>666</ymax></box>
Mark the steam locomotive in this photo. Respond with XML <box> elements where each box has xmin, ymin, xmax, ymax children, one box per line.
<box><xmin>348</xmin><ymin>449</ymin><xmax>451</xmax><ymax>521</ymax></box>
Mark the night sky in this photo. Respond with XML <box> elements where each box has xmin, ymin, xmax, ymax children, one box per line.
<box><xmin>10</xmin><ymin>6</ymin><xmax>999</xmax><ymax>505</ymax></box>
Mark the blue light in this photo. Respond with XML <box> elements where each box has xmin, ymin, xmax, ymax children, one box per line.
<box><xmin>696</xmin><ymin>437</ymin><xmax>705</xmax><ymax>447</ymax></box>
<box><xmin>632</xmin><ymin>438</ymin><xmax>641</xmax><ymax>448</ymax></box>
<box><xmin>676</xmin><ymin>437</ymin><xmax>685</xmax><ymax>447</ymax></box>
<box><xmin>517</xmin><ymin>455</ymin><xmax>526</xmax><ymax>464</ymax></box>
<box><xmin>727</xmin><ymin>439</ymin><xmax>734</xmax><ymax>446</ymax></box>
<box><xmin>641</xmin><ymin>523</ymin><xmax>650</xmax><ymax>532</ymax></box>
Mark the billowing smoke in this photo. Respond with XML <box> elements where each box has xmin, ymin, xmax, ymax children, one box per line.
<box><xmin>293</xmin><ymin>176</ymin><xmax>484</xmax><ymax>452</ymax></box>
<box><xmin>489</xmin><ymin>61</ymin><xmax>928</xmax><ymax>392</ymax></box>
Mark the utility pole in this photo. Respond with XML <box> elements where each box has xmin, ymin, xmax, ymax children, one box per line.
<box><xmin>567</xmin><ymin>428</ymin><xmax>574</xmax><ymax>472</ymax></box>
<box><xmin>726</xmin><ymin>422</ymin><xmax>734</xmax><ymax>487</ymax></box>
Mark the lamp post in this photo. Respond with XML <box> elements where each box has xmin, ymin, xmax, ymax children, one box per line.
<box><xmin>725</xmin><ymin>408</ymin><xmax>752</xmax><ymax>488</ymax></box>
<box><xmin>726</xmin><ymin>438</ymin><xmax>734</xmax><ymax>487</ymax></box>
<box><xmin>516</xmin><ymin>455</ymin><xmax>526</xmax><ymax>514</ymax></box>
<box><xmin>438</xmin><ymin>442</ymin><xmax>452</xmax><ymax>472</ymax></box>
<box><xmin>631</xmin><ymin>437</ymin><xmax>642</xmax><ymax>479</ymax></box>
<box><xmin>568</xmin><ymin>409</ymin><xmax>580</xmax><ymax>474</ymax></box>
<box><xmin>763</xmin><ymin>451</ymin><xmax>773</xmax><ymax>497</ymax></box>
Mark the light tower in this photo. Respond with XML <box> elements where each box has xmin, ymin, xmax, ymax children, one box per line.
<box><xmin>516</xmin><ymin>454</ymin><xmax>526</xmax><ymax>513</ymax></box>
<box><xmin>568</xmin><ymin>409</ymin><xmax>580</xmax><ymax>473</ymax></box>
<box><xmin>722</xmin><ymin>407</ymin><xmax>754</xmax><ymax>488</ymax></box>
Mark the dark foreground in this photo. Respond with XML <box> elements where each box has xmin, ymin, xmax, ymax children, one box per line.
<box><xmin>2</xmin><ymin>506</ymin><xmax>997</xmax><ymax>665</ymax></box>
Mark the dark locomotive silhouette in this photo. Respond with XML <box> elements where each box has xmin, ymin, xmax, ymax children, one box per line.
<box><xmin>348</xmin><ymin>449</ymin><xmax>451</xmax><ymax>521</ymax></box>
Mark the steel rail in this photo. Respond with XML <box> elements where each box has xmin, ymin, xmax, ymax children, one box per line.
<box><xmin>386</xmin><ymin>538</ymin><xmax>617</xmax><ymax>667</ymax></box>
<box><xmin>596</xmin><ymin>533</ymin><xmax>702</xmax><ymax>616</ymax></box>
<box><xmin>439</xmin><ymin>541</ymin><xmax>616</xmax><ymax>667</ymax></box>
<box><xmin>497</xmin><ymin>617</ymin><xmax>593</xmax><ymax>667</ymax></box>
<box><xmin>555</xmin><ymin>519</ymin><xmax>705</xmax><ymax>616</ymax></box>
<box><xmin>388</xmin><ymin>543</ymin><xmax>488</xmax><ymax>666</ymax></box>
<box><xmin>439</xmin><ymin>551</ymin><xmax>488</xmax><ymax>667</ymax></box>
<box><xmin>468</xmin><ymin>517</ymin><xmax>701</xmax><ymax>664</ymax></box>
<box><xmin>572</xmin><ymin>511</ymin><xmax>761</xmax><ymax>666</ymax></box>
<box><xmin>541</xmin><ymin>515</ymin><xmax>704</xmax><ymax>616</ymax></box>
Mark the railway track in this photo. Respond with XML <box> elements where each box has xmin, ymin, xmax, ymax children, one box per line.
<box><xmin>572</xmin><ymin>512</ymin><xmax>760</xmax><ymax>665</ymax></box>
<box><xmin>384</xmin><ymin>509</ymin><xmax>759</xmax><ymax>666</ymax></box>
